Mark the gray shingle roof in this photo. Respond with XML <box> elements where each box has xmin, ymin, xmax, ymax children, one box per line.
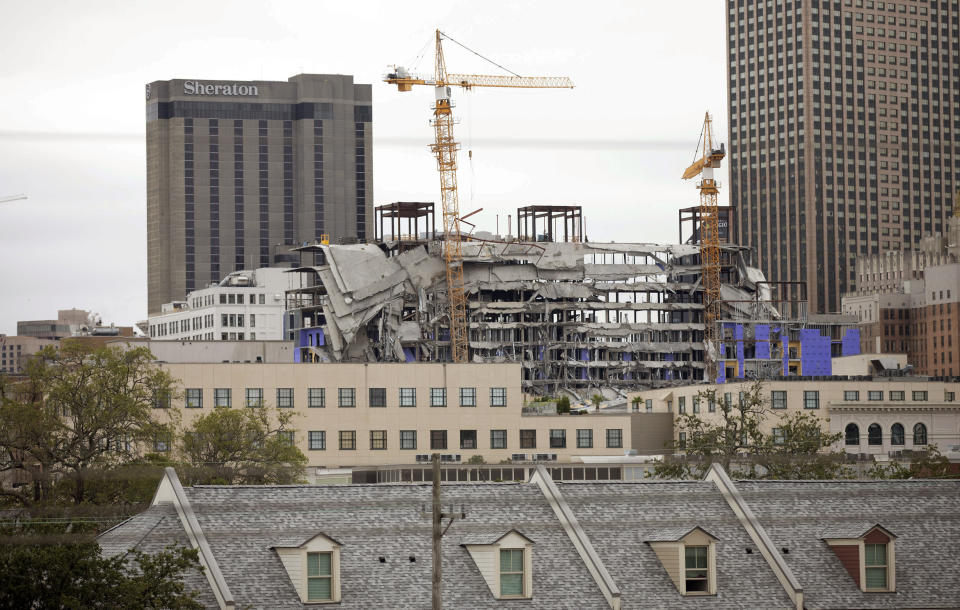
<box><xmin>736</xmin><ymin>479</ymin><xmax>960</xmax><ymax>609</ymax></box>
<box><xmin>818</xmin><ymin>522</ymin><xmax>895</xmax><ymax>540</ymax></box>
<box><xmin>98</xmin><ymin>504</ymin><xmax>219</xmax><ymax>609</ymax></box>
<box><xmin>643</xmin><ymin>525</ymin><xmax>718</xmax><ymax>542</ymax></box>
<box><xmin>181</xmin><ymin>482</ymin><xmax>606</xmax><ymax>609</ymax></box>
<box><xmin>558</xmin><ymin>480</ymin><xmax>796</xmax><ymax>609</ymax></box>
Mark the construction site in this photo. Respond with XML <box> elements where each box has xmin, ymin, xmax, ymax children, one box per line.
<box><xmin>282</xmin><ymin>31</ymin><xmax>860</xmax><ymax>397</ymax></box>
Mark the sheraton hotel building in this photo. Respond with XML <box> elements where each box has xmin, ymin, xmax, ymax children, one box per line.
<box><xmin>146</xmin><ymin>74</ymin><xmax>373</xmax><ymax>314</ymax></box>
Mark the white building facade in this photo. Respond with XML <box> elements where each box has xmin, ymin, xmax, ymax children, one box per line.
<box><xmin>148</xmin><ymin>268</ymin><xmax>290</xmax><ymax>341</ymax></box>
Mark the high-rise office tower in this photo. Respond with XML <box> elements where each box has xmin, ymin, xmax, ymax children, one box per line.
<box><xmin>727</xmin><ymin>0</ymin><xmax>959</xmax><ymax>313</ymax></box>
<box><xmin>146</xmin><ymin>74</ymin><xmax>372</xmax><ymax>314</ymax></box>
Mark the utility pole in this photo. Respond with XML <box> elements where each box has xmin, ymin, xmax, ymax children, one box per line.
<box><xmin>429</xmin><ymin>453</ymin><xmax>466</xmax><ymax>610</ymax></box>
<box><xmin>432</xmin><ymin>454</ymin><xmax>442</xmax><ymax>610</ymax></box>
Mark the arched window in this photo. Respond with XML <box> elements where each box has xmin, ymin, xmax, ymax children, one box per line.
<box><xmin>890</xmin><ymin>423</ymin><xmax>904</xmax><ymax>446</ymax></box>
<box><xmin>913</xmin><ymin>423</ymin><xmax>927</xmax><ymax>445</ymax></box>
<box><xmin>868</xmin><ymin>423</ymin><xmax>883</xmax><ymax>446</ymax></box>
<box><xmin>845</xmin><ymin>423</ymin><xmax>860</xmax><ymax>446</ymax></box>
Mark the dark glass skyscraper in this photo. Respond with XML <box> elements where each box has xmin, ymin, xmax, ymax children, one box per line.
<box><xmin>146</xmin><ymin>74</ymin><xmax>372</xmax><ymax>314</ymax></box>
<box><xmin>727</xmin><ymin>0</ymin><xmax>959</xmax><ymax>313</ymax></box>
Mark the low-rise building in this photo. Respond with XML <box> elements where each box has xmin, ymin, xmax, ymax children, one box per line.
<box><xmin>160</xmin><ymin>362</ymin><xmax>672</xmax><ymax>470</ymax></box>
<box><xmin>99</xmin><ymin>464</ymin><xmax>960</xmax><ymax>609</ymax></box>
<box><xmin>0</xmin><ymin>335</ymin><xmax>58</xmax><ymax>375</ymax></box>
<box><xmin>147</xmin><ymin>268</ymin><xmax>291</xmax><ymax>342</ymax></box>
<box><xmin>632</xmin><ymin>377</ymin><xmax>960</xmax><ymax>458</ymax></box>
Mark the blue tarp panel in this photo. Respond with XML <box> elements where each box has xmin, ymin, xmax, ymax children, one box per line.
<box><xmin>755</xmin><ymin>324</ymin><xmax>771</xmax><ymax>359</ymax></box>
<box><xmin>842</xmin><ymin>328</ymin><xmax>861</xmax><ymax>356</ymax></box>
<box><xmin>735</xmin><ymin>324</ymin><xmax>745</xmax><ymax>379</ymax></box>
<box><xmin>403</xmin><ymin>347</ymin><xmax>417</xmax><ymax>362</ymax></box>
<box><xmin>800</xmin><ymin>328</ymin><xmax>832</xmax><ymax>376</ymax></box>
<box><xmin>664</xmin><ymin>353</ymin><xmax>674</xmax><ymax>381</ymax></box>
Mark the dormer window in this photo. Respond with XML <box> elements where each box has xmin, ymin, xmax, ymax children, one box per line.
<box><xmin>307</xmin><ymin>552</ymin><xmax>333</xmax><ymax>602</ymax></box>
<box><xmin>461</xmin><ymin>529</ymin><xmax>534</xmax><ymax>600</ymax></box>
<box><xmin>822</xmin><ymin>524</ymin><xmax>896</xmax><ymax>593</ymax></box>
<box><xmin>685</xmin><ymin>546</ymin><xmax>709</xmax><ymax>592</ymax></box>
<box><xmin>645</xmin><ymin>526</ymin><xmax>718</xmax><ymax>596</ymax></box>
<box><xmin>865</xmin><ymin>543</ymin><xmax>888</xmax><ymax>590</ymax></box>
<box><xmin>271</xmin><ymin>532</ymin><xmax>342</xmax><ymax>604</ymax></box>
<box><xmin>500</xmin><ymin>549</ymin><xmax>525</xmax><ymax>597</ymax></box>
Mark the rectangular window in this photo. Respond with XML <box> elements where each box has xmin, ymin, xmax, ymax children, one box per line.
<box><xmin>245</xmin><ymin>388</ymin><xmax>263</xmax><ymax>408</ymax></box>
<box><xmin>685</xmin><ymin>546</ymin><xmax>708</xmax><ymax>592</ymax></box>
<box><xmin>865</xmin><ymin>543</ymin><xmax>887</xmax><ymax>589</ymax></box>
<box><xmin>844</xmin><ymin>390</ymin><xmax>860</xmax><ymax>401</ymax></box>
<box><xmin>889</xmin><ymin>390</ymin><xmax>905</xmax><ymax>400</ymax></box>
<box><xmin>277</xmin><ymin>430</ymin><xmax>294</xmax><ymax>445</ymax></box>
<box><xmin>370</xmin><ymin>430</ymin><xmax>387</xmax><ymax>450</ymax></box>
<box><xmin>430</xmin><ymin>387</ymin><xmax>447</xmax><ymax>407</ymax></box>
<box><xmin>399</xmin><ymin>387</ymin><xmax>416</xmax><ymax>407</ymax></box>
<box><xmin>647</xmin><ymin>399</ymin><xmax>654</xmax><ymax>413</ymax></box>
<box><xmin>308</xmin><ymin>431</ymin><xmax>325</xmax><ymax>450</ymax></box>
<box><xmin>500</xmin><ymin>549</ymin><xmax>524</xmax><ymax>597</ymax></box>
<box><xmin>152</xmin><ymin>390</ymin><xmax>171</xmax><ymax>409</ymax></box>
<box><xmin>460</xmin><ymin>430</ymin><xmax>477</xmax><ymax>449</ymax></box>
<box><xmin>490</xmin><ymin>429</ymin><xmax>507</xmax><ymax>449</ymax></box>
<box><xmin>520</xmin><ymin>429</ymin><xmax>536</xmax><ymax>449</ymax></box>
<box><xmin>459</xmin><ymin>387</ymin><xmax>476</xmax><ymax>407</ymax></box>
<box><xmin>803</xmin><ymin>391</ymin><xmax>820</xmax><ymax>409</ymax></box>
<box><xmin>430</xmin><ymin>430</ymin><xmax>447</xmax><ymax>450</ymax></box>
<box><xmin>400</xmin><ymin>430</ymin><xmax>417</xmax><ymax>450</ymax></box>
<box><xmin>308</xmin><ymin>388</ymin><xmax>325</xmax><ymax>408</ymax></box>
<box><xmin>869</xmin><ymin>390</ymin><xmax>883</xmax><ymax>401</ymax></box>
<box><xmin>771</xmin><ymin>390</ymin><xmax>787</xmax><ymax>409</ymax></box>
<box><xmin>185</xmin><ymin>388</ymin><xmax>203</xmax><ymax>409</ymax></box>
<box><xmin>606</xmin><ymin>429</ymin><xmax>623</xmax><ymax>448</ymax></box>
<box><xmin>214</xmin><ymin>388</ymin><xmax>231</xmax><ymax>408</ymax></box>
<box><xmin>490</xmin><ymin>387</ymin><xmax>507</xmax><ymax>407</ymax></box>
<box><xmin>678</xmin><ymin>396</ymin><xmax>686</xmax><ymax>414</ymax></box>
<box><xmin>154</xmin><ymin>436</ymin><xmax>171</xmax><ymax>452</ymax></box>
<box><xmin>338</xmin><ymin>388</ymin><xmax>356</xmax><ymax>408</ymax></box>
<box><xmin>369</xmin><ymin>387</ymin><xmax>386</xmax><ymax>407</ymax></box>
<box><xmin>678</xmin><ymin>432</ymin><xmax>687</xmax><ymax>449</ymax></box>
<box><xmin>946</xmin><ymin>391</ymin><xmax>956</xmax><ymax>402</ymax></box>
<box><xmin>549</xmin><ymin>429</ymin><xmax>566</xmax><ymax>449</ymax></box>
<box><xmin>912</xmin><ymin>390</ymin><xmax>928</xmax><ymax>401</ymax></box>
<box><xmin>692</xmin><ymin>397</ymin><xmax>700</xmax><ymax>414</ymax></box>
<box><xmin>276</xmin><ymin>387</ymin><xmax>294</xmax><ymax>408</ymax></box>
<box><xmin>577</xmin><ymin>429</ymin><xmax>593</xmax><ymax>449</ymax></box>
<box><xmin>306</xmin><ymin>552</ymin><xmax>332</xmax><ymax>601</ymax></box>
<box><xmin>338</xmin><ymin>430</ymin><xmax>356</xmax><ymax>450</ymax></box>
<box><xmin>773</xmin><ymin>428</ymin><xmax>785</xmax><ymax>445</ymax></box>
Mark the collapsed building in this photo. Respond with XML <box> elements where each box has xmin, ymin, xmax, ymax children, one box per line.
<box><xmin>285</xmin><ymin>204</ymin><xmax>859</xmax><ymax>395</ymax></box>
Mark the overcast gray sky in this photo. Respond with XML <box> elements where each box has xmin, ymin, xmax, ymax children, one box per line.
<box><xmin>0</xmin><ymin>0</ymin><xmax>727</xmax><ymax>334</ymax></box>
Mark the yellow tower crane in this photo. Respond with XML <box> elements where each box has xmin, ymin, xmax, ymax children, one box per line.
<box><xmin>385</xmin><ymin>30</ymin><xmax>574</xmax><ymax>363</ymax></box>
<box><xmin>682</xmin><ymin>112</ymin><xmax>726</xmax><ymax>382</ymax></box>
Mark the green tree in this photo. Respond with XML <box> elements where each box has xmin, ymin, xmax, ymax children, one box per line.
<box><xmin>590</xmin><ymin>394</ymin><xmax>603</xmax><ymax>412</ymax></box>
<box><xmin>0</xmin><ymin>541</ymin><xmax>203</xmax><ymax>609</ymax></box>
<box><xmin>179</xmin><ymin>407</ymin><xmax>307</xmax><ymax>485</ymax></box>
<box><xmin>652</xmin><ymin>380</ymin><xmax>847</xmax><ymax>479</ymax></box>
<box><xmin>866</xmin><ymin>445</ymin><xmax>957</xmax><ymax>479</ymax></box>
<box><xmin>631</xmin><ymin>395</ymin><xmax>642</xmax><ymax>411</ymax></box>
<box><xmin>556</xmin><ymin>395</ymin><xmax>571</xmax><ymax>414</ymax></box>
<box><xmin>0</xmin><ymin>344</ymin><xmax>178</xmax><ymax>506</ymax></box>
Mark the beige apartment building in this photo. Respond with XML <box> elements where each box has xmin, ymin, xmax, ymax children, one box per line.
<box><xmin>160</xmin><ymin>362</ymin><xmax>672</xmax><ymax>468</ymax></box>
<box><xmin>0</xmin><ymin>335</ymin><xmax>58</xmax><ymax>375</ymax></box>
<box><xmin>634</xmin><ymin>377</ymin><xmax>960</xmax><ymax>457</ymax></box>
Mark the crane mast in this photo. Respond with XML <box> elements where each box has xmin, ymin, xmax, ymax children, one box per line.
<box><xmin>430</xmin><ymin>32</ymin><xmax>469</xmax><ymax>363</ymax></box>
<box><xmin>683</xmin><ymin>112</ymin><xmax>725</xmax><ymax>382</ymax></box>
<box><xmin>385</xmin><ymin>30</ymin><xmax>573</xmax><ymax>363</ymax></box>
